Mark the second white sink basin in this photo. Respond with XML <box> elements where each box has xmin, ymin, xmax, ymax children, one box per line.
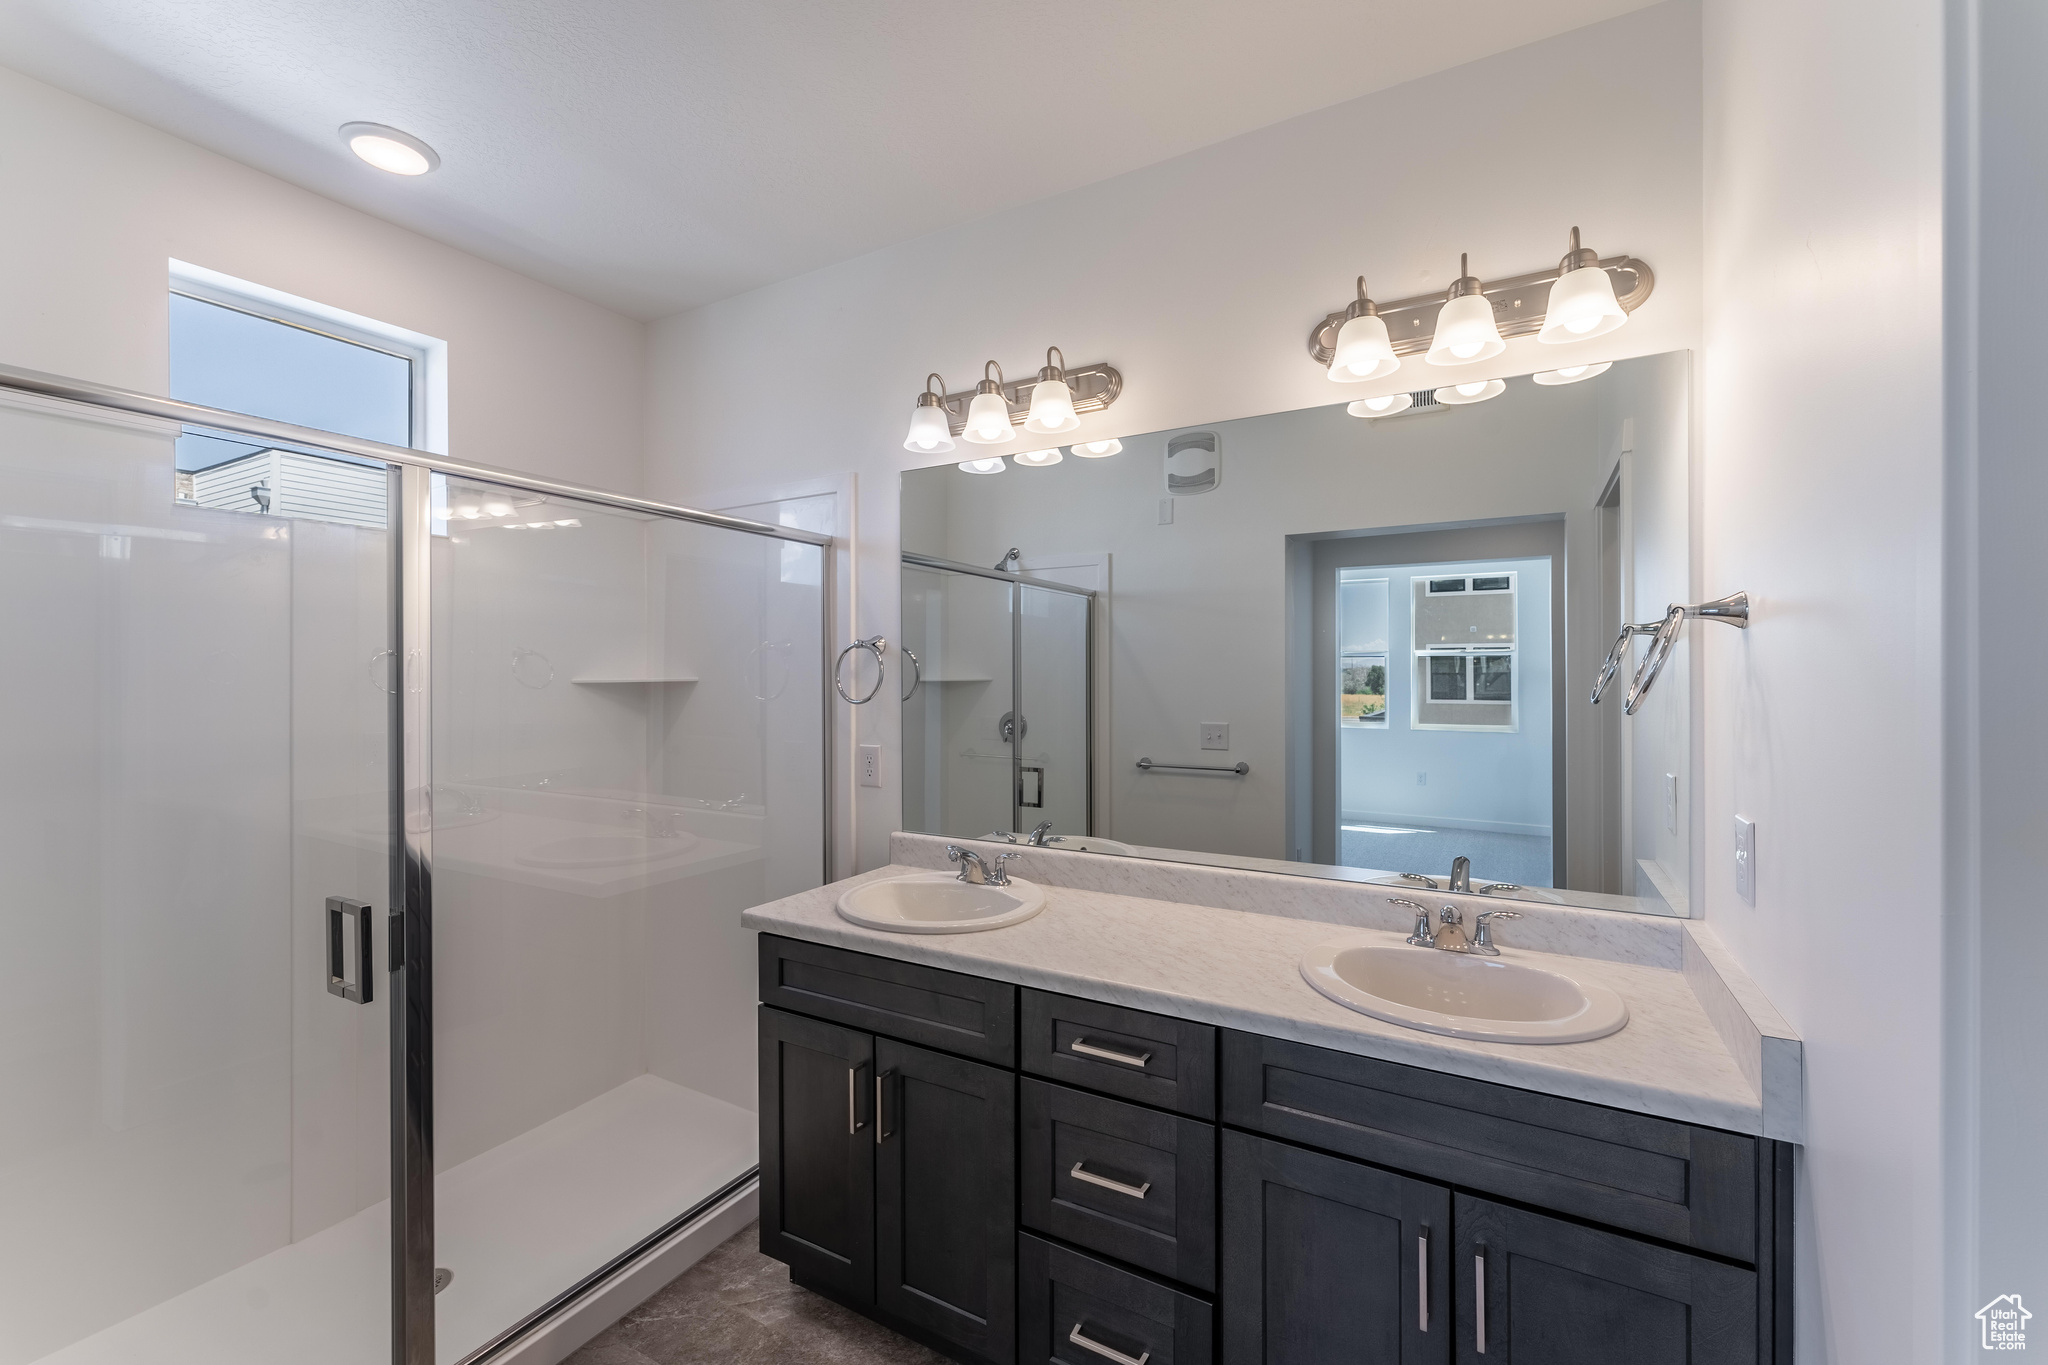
<box><xmin>837</xmin><ymin>871</ymin><xmax>1047</xmax><ymax>934</ymax></box>
<box><xmin>1300</xmin><ymin>939</ymin><xmax>1628</xmax><ymax>1044</ymax></box>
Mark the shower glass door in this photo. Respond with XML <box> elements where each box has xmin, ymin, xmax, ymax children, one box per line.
<box><xmin>900</xmin><ymin>561</ymin><xmax>1015</xmax><ymax>838</ymax></box>
<box><xmin>0</xmin><ymin>396</ymin><xmax>395</xmax><ymax>1365</ymax></box>
<box><xmin>427</xmin><ymin>476</ymin><xmax>827</xmax><ymax>1361</ymax></box>
<box><xmin>1016</xmin><ymin>581</ymin><xmax>1091</xmax><ymax>838</ymax></box>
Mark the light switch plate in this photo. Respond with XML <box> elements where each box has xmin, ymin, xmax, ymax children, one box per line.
<box><xmin>1734</xmin><ymin>815</ymin><xmax>1755</xmax><ymax>904</ymax></box>
<box><xmin>1158</xmin><ymin>498</ymin><xmax>1175</xmax><ymax>525</ymax></box>
<box><xmin>1664</xmin><ymin>773</ymin><xmax>1678</xmax><ymax>833</ymax></box>
<box><xmin>858</xmin><ymin>744</ymin><xmax>881</xmax><ymax>788</ymax></box>
<box><xmin>1200</xmin><ymin>723</ymin><xmax>1229</xmax><ymax>750</ymax></box>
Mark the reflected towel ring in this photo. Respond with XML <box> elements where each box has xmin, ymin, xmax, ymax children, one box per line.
<box><xmin>367</xmin><ymin>648</ymin><xmax>397</xmax><ymax>695</ymax></box>
<box><xmin>1589</xmin><ymin>620</ymin><xmax>1666</xmax><ymax>706</ymax></box>
<box><xmin>834</xmin><ymin>635</ymin><xmax>886</xmax><ymax>704</ymax></box>
<box><xmin>748</xmin><ymin>639</ymin><xmax>793</xmax><ymax>701</ymax></box>
<box><xmin>901</xmin><ymin>647</ymin><xmax>922</xmax><ymax>701</ymax></box>
<box><xmin>510</xmin><ymin>646</ymin><xmax>554</xmax><ymax>690</ymax></box>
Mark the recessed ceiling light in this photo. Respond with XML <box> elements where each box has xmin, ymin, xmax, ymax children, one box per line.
<box><xmin>340</xmin><ymin>122</ymin><xmax>440</xmax><ymax>176</ymax></box>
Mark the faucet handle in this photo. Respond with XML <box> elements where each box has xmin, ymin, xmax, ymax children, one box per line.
<box><xmin>989</xmin><ymin>851</ymin><xmax>1020</xmax><ymax>885</ymax></box>
<box><xmin>1471</xmin><ymin>908</ymin><xmax>1522</xmax><ymax>955</ymax></box>
<box><xmin>1389</xmin><ymin>897</ymin><xmax>1434</xmax><ymax>947</ymax></box>
<box><xmin>983</xmin><ymin>829</ymin><xmax>1019</xmax><ymax>843</ymax></box>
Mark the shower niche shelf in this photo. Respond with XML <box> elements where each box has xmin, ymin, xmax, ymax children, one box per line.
<box><xmin>570</xmin><ymin>675</ymin><xmax>701</xmax><ymax>685</ymax></box>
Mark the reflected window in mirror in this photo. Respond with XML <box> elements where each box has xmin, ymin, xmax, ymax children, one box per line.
<box><xmin>1338</xmin><ymin>572</ymin><xmax>1389</xmax><ymax>728</ymax></box>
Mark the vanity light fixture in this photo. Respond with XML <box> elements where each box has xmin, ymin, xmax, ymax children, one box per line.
<box><xmin>903</xmin><ymin>374</ymin><xmax>957</xmax><ymax>454</ymax></box>
<box><xmin>1023</xmin><ymin>348</ymin><xmax>1082</xmax><ymax>434</ymax></box>
<box><xmin>1327</xmin><ymin>279</ymin><xmax>1400</xmax><ymax>382</ymax></box>
<box><xmin>1536</xmin><ymin>228</ymin><xmax>1628</xmax><ymax>343</ymax></box>
<box><xmin>1532</xmin><ymin>361</ymin><xmax>1613</xmax><ymax>386</ymax></box>
<box><xmin>1426</xmin><ymin>255</ymin><xmax>1508</xmax><ymax>367</ymax></box>
<box><xmin>1014</xmin><ymin>447</ymin><xmax>1063</xmax><ymax>467</ymax></box>
<box><xmin>957</xmin><ymin>456</ymin><xmax>1007</xmax><ymax>474</ymax></box>
<box><xmin>1070</xmin><ymin>439</ymin><xmax>1122</xmax><ymax>458</ymax></box>
<box><xmin>339</xmin><ymin>122</ymin><xmax>440</xmax><ymax>176</ymax></box>
<box><xmin>1433</xmin><ymin>378</ymin><xmax>1506</xmax><ymax>405</ymax></box>
<box><xmin>1347</xmin><ymin>393</ymin><xmax>1414</xmax><ymax>418</ymax></box>
<box><xmin>961</xmin><ymin>362</ymin><xmax>1018</xmax><ymax>445</ymax></box>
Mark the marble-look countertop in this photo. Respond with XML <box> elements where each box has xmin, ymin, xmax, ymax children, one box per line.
<box><xmin>744</xmin><ymin>864</ymin><xmax>1767</xmax><ymax>1135</ymax></box>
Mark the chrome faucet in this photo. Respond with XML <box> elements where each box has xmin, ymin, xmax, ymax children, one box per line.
<box><xmin>1470</xmin><ymin>908</ymin><xmax>1522</xmax><ymax>956</ymax></box>
<box><xmin>1025</xmin><ymin>821</ymin><xmax>1059</xmax><ymax>847</ymax></box>
<box><xmin>947</xmin><ymin>845</ymin><xmax>1017</xmax><ymax>886</ymax></box>
<box><xmin>1387</xmin><ymin>898</ymin><xmax>1521</xmax><ymax>954</ymax></box>
<box><xmin>1449</xmin><ymin>856</ymin><xmax>1472</xmax><ymax>893</ymax></box>
<box><xmin>1431</xmin><ymin>904</ymin><xmax>1473</xmax><ymax>952</ymax></box>
<box><xmin>1391</xmin><ymin>898</ymin><xmax>1436</xmax><ymax>947</ymax></box>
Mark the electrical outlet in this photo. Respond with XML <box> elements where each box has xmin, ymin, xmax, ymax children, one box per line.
<box><xmin>1416</xmin><ymin>771</ymin><xmax>1427</xmax><ymax>787</ymax></box>
<box><xmin>858</xmin><ymin>744</ymin><xmax>881</xmax><ymax>788</ymax></box>
<box><xmin>1200</xmin><ymin>723</ymin><xmax>1229</xmax><ymax>751</ymax></box>
<box><xmin>1734</xmin><ymin>815</ymin><xmax>1756</xmax><ymax>904</ymax></box>
<box><xmin>1664</xmin><ymin>773</ymin><xmax>1678</xmax><ymax>833</ymax></box>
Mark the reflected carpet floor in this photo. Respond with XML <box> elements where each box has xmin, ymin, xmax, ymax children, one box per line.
<box><xmin>1340</xmin><ymin>825</ymin><xmax>1552</xmax><ymax>887</ymax></box>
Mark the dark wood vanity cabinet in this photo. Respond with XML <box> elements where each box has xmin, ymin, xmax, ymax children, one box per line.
<box><xmin>756</xmin><ymin>934</ymin><xmax>1791</xmax><ymax>1365</ymax></box>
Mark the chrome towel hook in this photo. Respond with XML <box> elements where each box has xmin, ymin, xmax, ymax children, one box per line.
<box><xmin>1591</xmin><ymin>591</ymin><xmax>1749</xmax><ymax>715</ymax></box>
<box><xmin>834</xmin><ymin>635</ymin><xmax>887</xmax><ymax>704</ymax></box>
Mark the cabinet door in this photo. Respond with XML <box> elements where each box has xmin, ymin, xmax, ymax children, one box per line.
<box><xmin>876</xmin><ymin>1037</ymin><xmax>1018</xmax><ymax>1364</ymax></box>
<box><xmin>1455</xmin><ymin>1194</ymin><xmax>1757</xmax><ymax>1364</ymax></box>
<box><xmin>759</xmin><ymin>1006</ymin><xmax>874</xmax><ymax>1302</ymax></box>
<box><xmin>1221</xmin><ymin>1130</ymin><xmax>1450</xmax><ymax>1364</ymax></box>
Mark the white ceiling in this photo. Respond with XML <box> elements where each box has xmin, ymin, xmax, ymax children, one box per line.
<box><xmin>0</xmin><ymin>0</ymin><xmax>1661</xmax><ymax>320</ymax></box>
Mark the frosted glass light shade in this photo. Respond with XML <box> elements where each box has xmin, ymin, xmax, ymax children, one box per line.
<box><xmin>903</xmin><ymin>402</ymin><xmax>955</xmax><ymax>453</ymax></box>
<box><xmin>1433</xmin><ymin>378</ymin><xmax>1506</xmax><ymax>405</ymax></box>
<box><xmin>1347</xmin><ymin>393</ymin><xmax>1413</xmax><ymax>418</ymax></box>
<box><xmin>1426</xmin><ymin>292</ymin><xmax>1506</xmax><ymax>366</ymax></box>
<box><xmin>957</xmin><ymin>456</ymin><xmax>1007</xmax><ymax>474</ymax></box>
<box><xmin>1538</xmin><ymin>265</ymin><xmax>1627</xmax><ymax>343</ymax></box>
<box><xmin>1024</xmin><ymin>378</ymin><xmax>1080</xmax><ymax>433</ymax></box>
<box><xmin>961</xmin><ymin>390</ymin><xmax>1016</xmax><ymax>444</ymax></box>
<box><xmin>1014</xmin><ymin>447</ymin><xmax>1063</xmax><ymax>467</ymax></box>
<box><xmin>1531</xmin><ymin>362</ymin><xmax>1613</xmax><ymax>386</ymax></box>
<box><xmin>1071</xmin><ymin>439</ymin><xmax>1122</xmax><ymax>458</ymax></box>
<box><xmin>340</xmin><ymin>122</ymin><xmax>439</xmax><ymax>175</ymax></box>
<box><xmin>1329</xmin><ymin>313</ymin><xmax>1399</xmax><ymax>382</ymax></box>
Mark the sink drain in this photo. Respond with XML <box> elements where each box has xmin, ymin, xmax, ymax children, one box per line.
<box><xmin>433</xmin><ymin>1268</ymin><xmax>453</xmax><ymax>1294</ymax></box>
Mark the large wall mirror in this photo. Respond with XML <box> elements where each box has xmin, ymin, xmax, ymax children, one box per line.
<box><xmin>899</xmin><ymin>351</ymin><xmax>1693</xmax><ymax>917</ymax></box>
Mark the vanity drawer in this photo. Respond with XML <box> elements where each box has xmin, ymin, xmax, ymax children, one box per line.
<box><xmin>1022</xmin><ymin>1079</ymin><xmax>1216</xmax><ymax>1289</ymax></box>
<box><xmin>1019</xmin><ymin>1232</ymin><xmax>1214</xmax><ymax>1365</ymax></box>
<box><xmin>757</xmin><ymin>934</ymin><xmax>1016</xmax><ymax>1065</ymax></box>
<box><xmin>1022</xmin><ymin>989</ymin><xmax>1217</xmax><ymax>1119</ymax></box>
<box><xmin>1220</xmin><ymin>1030</ymin><xmax>1759</xmax><ymax>1262</ymax></box>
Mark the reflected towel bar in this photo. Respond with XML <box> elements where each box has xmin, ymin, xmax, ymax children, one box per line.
<box><xmin>1136</xmin><ymin>756</ymin><xmax>1249</xmax><ymax>775</ymax></box>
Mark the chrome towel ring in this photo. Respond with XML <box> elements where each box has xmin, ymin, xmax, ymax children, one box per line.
<box><xmin>900</xmin><ymin>647</ymin><xmax>922</xmax><ymax>702</ymax></box>
<box><xmin>1591</xmin><ymin>591</ymin><xmax>1749</xmax><ymax>715</ymax></box>
<box><xmin>834</xmin><ymin>635</ymin><xmax>887</xmax><ymax>704</ymax></box>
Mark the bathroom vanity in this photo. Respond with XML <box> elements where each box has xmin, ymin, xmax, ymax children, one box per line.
<box><xmin>746</xmin><ymin>835</ymin><xmax>1797</xmax><ymax>1365</ymax></box>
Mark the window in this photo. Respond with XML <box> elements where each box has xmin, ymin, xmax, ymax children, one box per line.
<box><xmin>167</xmin><ymin>264</ymin><xmax>440</xmax><ymax>528</ymax></box>
<box><xmin>1338</xmin><ymin>572</ymin><xmax>1389</xmax><ymax>727</ymax></box>
<box><xmin>1411</xmin><ymin>569</ymin><xmax>1518</xmax><ymax>731</ymax></box>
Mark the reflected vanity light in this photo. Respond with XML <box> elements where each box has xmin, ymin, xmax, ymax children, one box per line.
<box><xmin>1023</xmin><ymin>348</ymin><xmax>1081</xmax><ymax>434</ymax></box>
<box><xmin>1347</xmin><ymin>393</ymin><xmax>1413</xmax><ymax>418</ymax></box>
<box><xmin>339</xmin><ymin>122</ymin><xmax>440</xmax><ymax>175</ymax></box>
<box><xmin>903</xmin><ymin>373</ymin><xmax>956</xmax><ymax>454</ymax></box>
<box><xmin>961</xmin><ymin>362</ymin><xmax>1018</xmax><ymax>445</ymax></box>
<box><xmin>957</xmin><ymin>456</ymin><xmax>1007</xmax><ymax>474</ymax></box>
<box><xmin>1070</xmin><ymin>439</ymin><xmax>1122</xmax><ymax>458</ymax></box>
<box><xmin>1532</xmin><ymin>361</ymin><xmax>1613</xmax><ymax>386</ymax></box>
<box><xmin>1433</xmin><ymin>378</ymin><xmax>1505</xmax><ymax>405</ymax></box>
<box><xmin>1327</xmin><ymin>278</ymin><xmax>1400</xmax><ymax>382</ymax></box>
<box><xmin>1536</xmin><ymin>228</ymin><xmax>1628</xmax><ymax>343</ymax></box>
<box><xmin>1426</xmin><ymin>254</ymin><xmax>1507</xmax><ymax>366</ymax></box>
<box><xmin>1014</xmin><ymin>448</ymin><xmax>1063</xmax><ymax>467</ymax></box>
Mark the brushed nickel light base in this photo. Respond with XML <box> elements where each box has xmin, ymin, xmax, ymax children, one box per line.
<box><xmin>932</xmin><ymin>361</ymin><xmax>1122</xmax><ymax>438</ymax></box>
<box><xmin>1307</xmin><ymin>256</ymin><xmax>1655</xmax><ymax>366</ymax></box>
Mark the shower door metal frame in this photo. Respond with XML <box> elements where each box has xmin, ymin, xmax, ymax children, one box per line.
<box><xmin>0</xmin><ymin>361</ymin><xmax>840</xmax><ymax>1365</ymax></box>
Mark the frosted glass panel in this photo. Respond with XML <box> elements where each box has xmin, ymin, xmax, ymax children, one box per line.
<box><xmin>900</xmin><ymin>565</ymin><xmax>1015</xmax><ymax>839</ymax></box>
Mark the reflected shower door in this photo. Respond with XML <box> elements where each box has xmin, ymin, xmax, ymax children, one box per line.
<box><xmin>0</xmin><ymin>397</ymin><xmax>394</xmax><ymax>1364</ymax></box>
<box><xmin>899</xmin><ymin>563</ymin><xmax>1016</xmax><ymax>839</ymax></box>
<box><xmin>1016</xmin><ymin>582</ymin><xmax>1091</xmax><ymax>838</ymax></box>
<box><xmin>427</xmin><ymin>477</ymin><xmax>825</xmax><ymax>1362</ymax></box>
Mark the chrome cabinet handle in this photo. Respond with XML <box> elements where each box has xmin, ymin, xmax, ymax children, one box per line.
<box><xmin>1070</xmin><ymin>1162</ymin><xmax>1150</xmax><ymax>1200</ymax></box>
<box><xmin>1418</xmin><ymin>1230</ymin><xmax>1429</xmax><ymax>1332</ymax></box>
<box><xmin>847</xmin><ymin>1064</ymin><xmax>867</xmax><ymax>1134</ymax></box>
<box><xmin>1475</xmin><ymin>1249</ymin><xmax>1487</xmax><ymax>1354</ymax></box>
<box><xmin>875</xmin><ymin>1070</ymin><xmax>895</xmax><ymax>1144</ymax></box>
<box><xmin>1068</xmin><ymin>1324</ymin><xmax>1149</xmax><ymax>1365</ymax></box>
<box><xmin>1070</xmin><ymin>1038</ymin><xmax>1152</xmax><ymax>1069</ymax></box>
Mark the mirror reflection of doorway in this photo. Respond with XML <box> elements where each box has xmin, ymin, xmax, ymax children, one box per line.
<box><xmin>1308</xmin><ymin>520</ymin><xmax>1565</xmax><ymax>887</ymax></box>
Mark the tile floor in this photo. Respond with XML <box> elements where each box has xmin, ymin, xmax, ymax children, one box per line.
<box><xmin>565</xmin><ymin>1223</ymin><xmax>948</xmax><ymax>1365</ymax></box>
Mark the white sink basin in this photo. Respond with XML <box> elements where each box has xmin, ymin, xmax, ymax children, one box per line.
<box><xmin>1300</xmin><ymin>939</ymin><xmax>1628</xmax><ymax>1044</ymax></box>
<box><xmin>837</xmin><ymin>871</ymin><xmax>1047</xmax><ymax>934</ymax></box>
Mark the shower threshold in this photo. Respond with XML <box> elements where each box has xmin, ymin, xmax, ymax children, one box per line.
<box><xmin>35</xmin><ymin>1075</ymin><xmax>757</xmax><ymax>1365</ymax></box>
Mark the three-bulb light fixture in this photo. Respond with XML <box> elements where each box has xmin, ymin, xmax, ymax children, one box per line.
<box><xmin>904</xmin><ymin>348</ymin><xmax>1125</xmax><ymax>472</ymax></box>
<box><xmin>1315</xmin><ymin>227</ymin><xmax>1652</xmax><ymax>410</ymax></box>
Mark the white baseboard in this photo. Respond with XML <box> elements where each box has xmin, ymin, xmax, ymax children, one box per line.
<box><xmin>491</xmin><ymin>1179</ymin><xmax>760</xmax><ymax>1365</ymax></box>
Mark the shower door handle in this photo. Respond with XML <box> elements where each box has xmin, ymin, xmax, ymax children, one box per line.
<box><xmin>325</xmin><ymin>896</ymin><xmax>374</xmax><ymax>1004</ymax></box>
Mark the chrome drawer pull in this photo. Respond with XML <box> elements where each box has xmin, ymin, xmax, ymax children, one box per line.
<box><xmin>1068</xmin><ymin>1324</ymin><xmax>1149</xmax><ymax>1365</ymax></box>
<box><xmin>1070</xmin><ymin>1038</ymin><xmax>1152</xmax><ymax>1068</ymax></box>
<box><xmin>1418</xmin><ymin>1230</ymin><xmax>1429</xmax><ymax>1331</ymax></box>
<box><xmin>1070</xmin><ymin>1161</ymin><xmax>1151</xmax><ymax>1200</ymax></box>
<box><xmin>1475</xmin><ymin>1249</ymin><xmax>1487</xmax><ymax>1354</ymax></box>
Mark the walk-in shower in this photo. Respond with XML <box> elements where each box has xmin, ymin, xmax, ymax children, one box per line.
<box><xmin>0</xmin><ymin>365</ymin><xmax>832</xmax><ymax>1364</ymax></box>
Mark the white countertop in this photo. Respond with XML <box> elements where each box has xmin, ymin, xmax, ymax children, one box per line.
<box><xmin>744</xmin><ymin>863</ymin><xmax>1770</xmax><ymax>1135</ymax></box>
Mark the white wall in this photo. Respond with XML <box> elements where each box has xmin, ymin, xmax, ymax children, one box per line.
<box><xmin>646</xmin><ymin>0</ymin><xmax>1706</xmax><ymax>871</ymax></box>
<box><xmin>0</xmin><ymin>63</ymin><xmax>646</xmax><ymax>493</ymax></box>
<box><xmin>1700</xmin><ymin>0</ymin><xmax>1946</xmax><ymax>1361</ymax></box>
